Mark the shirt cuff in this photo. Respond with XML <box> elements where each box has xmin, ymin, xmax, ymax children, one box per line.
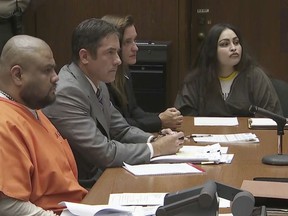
<box><xmin>147</xmin><ymin>135</ymin><xmax>155</xmax><ymax>143</ymax></box>
<box><xmin>146</xmin><ymin>142</ymin><xmax>154</xmax><ymax>159</ymax></box>
<box><xmin>147</xmin><ymin>135</ymin><xmax>157</xmax><ymax>158</ymax></box>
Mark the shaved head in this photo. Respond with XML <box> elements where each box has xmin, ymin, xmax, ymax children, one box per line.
<box><xmin>0</xmin><ymin>35</ymin><xmax>51</xmax><ymax>74</ymax></box>
<box><xmin>0</xmin><ymin>35</ymin><xmax>58</xmax><ymax>109</ymax></box>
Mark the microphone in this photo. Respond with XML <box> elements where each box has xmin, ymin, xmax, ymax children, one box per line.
<box><xmin>249</xmin><ymin>105</ymin><xmax>287</xmax><ymax>128</ymax></box>
<box><xmin>249</xmin><ymin>105</ymin><xmax>288</xmax><ymax>165</ymax></box>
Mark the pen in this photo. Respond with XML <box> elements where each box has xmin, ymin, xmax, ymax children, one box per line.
<box><xmin>201</xmin><ymin>161</ymin><xmax>217</xmax><ymax>165</ymax></box>
<box><xmin>243</xmin><ymin>138</ymin><xmax>257</xmax><ymax>142</ymax></box>
<box><xmin>186</xmin><ymin>134</ymin><xmax>213</xmax><ymax>138</ymax></box>
<box><xmin>158</xmin><ymin>131</ymin><xmax>185</xmax><ymax>140</ymax></box>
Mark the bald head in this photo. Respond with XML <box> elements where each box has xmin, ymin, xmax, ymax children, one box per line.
<box><xmin>0</xmin><ymin>35</ymin><xmax>51</xmax><ymax>73</ymax></box>
<box><xmin>0</xmin><ymin>35</ymin><xmax>58</xmax><ymax>109</ymax></box>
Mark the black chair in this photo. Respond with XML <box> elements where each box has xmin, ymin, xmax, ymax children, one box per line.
<box><xmin>270</xmin><ymin>78</ymin><xmax>288</xmax><ymax>117</ymax></box>
<box><xmin>78</xmin><ymin>169</ymin><xmax>103</xmax><ymax>189</ymax></box>
<box><xmin>79</xmin><ymin>178</ymin><xmax>96</xmax><ymax>189</ymax></box>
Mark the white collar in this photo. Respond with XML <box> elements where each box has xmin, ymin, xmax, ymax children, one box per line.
<box><xmin>85</xmin><ymin>75</ymin><xmax>100</xmax><ymax>94</ymax></box>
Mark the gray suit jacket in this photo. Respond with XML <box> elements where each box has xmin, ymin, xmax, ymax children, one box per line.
<box><xmin>43</xmin><ymin>63</ymin><xmax>151</xmax><ymax>181</ymax></box>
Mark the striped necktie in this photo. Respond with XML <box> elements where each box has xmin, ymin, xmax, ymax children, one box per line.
<box><xmin>96</xmin><ymin>87</ymin><xmax>103</xmax><ymax>104</ymax></box>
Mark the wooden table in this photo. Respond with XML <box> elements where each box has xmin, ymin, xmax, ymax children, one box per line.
<box><xmin>82</xmin><ymin>117</ymin><xmax>288</xmax><ymax>206</ymax></box>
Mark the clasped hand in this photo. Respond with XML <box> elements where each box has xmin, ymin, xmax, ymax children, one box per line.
<box><xmin>159</xmin><ymin>107</ymin><xmax>183</xmax><ymax>130</ymax></box>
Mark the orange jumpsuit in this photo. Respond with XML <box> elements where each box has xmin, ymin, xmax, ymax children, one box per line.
<box><xmin>0</xmin><ymin>98</ymin><xmax>87</xmax><ymax>213</ymax></box>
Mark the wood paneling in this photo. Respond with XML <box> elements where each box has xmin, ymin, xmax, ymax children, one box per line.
<box><xmin>191</xmin><ymin>0</ymin><xmax>288</xmax><ymax>83</ymax></box>
<box><xmin>23</xmin><ymin>0</ymin><xmax>191</xmax><ymax>106</ymax></box>
<box><xmin>23</xmin><ymin>0</ymin><xmax>288</xmax><ymax>108</ymax></box>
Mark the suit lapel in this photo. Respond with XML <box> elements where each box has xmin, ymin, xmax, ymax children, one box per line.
<box><xmin>67</xmin><ymin>63</ymin><xmax>110</xmax><ymax>137</ymax></box>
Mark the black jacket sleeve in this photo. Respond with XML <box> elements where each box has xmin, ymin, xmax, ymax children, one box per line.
<box><xmin>107</xmin><ymin>77</ymin><xmax>162</xmax><ymax>133</ymax></box>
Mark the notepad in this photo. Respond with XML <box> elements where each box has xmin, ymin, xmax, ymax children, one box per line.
<box><xmin>59</xmin><ymin>202</ymin><xmax>133</xmax><ymax>216</ymax></box>
<box><xmin>248</xmin><ymin>118</ymin><xmax>288</xmax><ymax>129</ymax></box>
<box><xmin>108</xmin><ymin>193</ymin><xmax>167</xmax><ymax>206</ymax></box>
<box><xmin>122</xmin><ymin>162</ymin><xmax>204</xmax><ymax>176</ymax></box>
<box><xmin>191</xmin><ymin>133</ymin><xmax>259</xmax><ymax>143</ymax></box>
<box><xmin>194</xmin><ymin>117</ymin><xmax>239</xmax><ymax>126</ymax></box>
<box><xmin>150</xmin><ymin>144</ymin><xmax>234</xmax><ymax>164</ymax></box>
<box><xmin>108</xmin><ymin>193</ymin><xmax>165</xmax><ymax>216</ymax></box>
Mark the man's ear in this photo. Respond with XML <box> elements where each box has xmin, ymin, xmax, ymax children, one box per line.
<box><xmin>10</xmin><ymin>65</ymin><xmax>23</xmax><ymax>86</ymax></box>
<box><xmin>79</xmin><ymin>49</ymin><xmax>89</xmax><ymax>65</ymax></box>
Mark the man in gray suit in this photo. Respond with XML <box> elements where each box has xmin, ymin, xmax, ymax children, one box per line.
<box><xmin>43</xmin><ymin>18</ymin><xmax>184</xmax><ymax>186</ymax></box>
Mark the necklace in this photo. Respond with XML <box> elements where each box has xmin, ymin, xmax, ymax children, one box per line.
<box><xmin>0</xmin><ymin>90</ymin><xmax>15</xmax><ymax>101</ymax></box>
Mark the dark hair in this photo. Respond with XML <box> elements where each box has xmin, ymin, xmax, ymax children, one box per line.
<box><xmin>71</xmin><ymin>18</ymin><xmax>119</xmax><ymax>63</ymax></box>
<box><xmin>189</xmin><ymin>23</ymin><xmax>255</xmax><ymax>94</ymax></box>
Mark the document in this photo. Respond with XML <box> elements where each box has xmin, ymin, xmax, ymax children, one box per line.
<box><xmin>107</xmin><ymin>193</ymin><xmax>232</xmax><ymax>216</ymax></box>
<box><xmin>108</xmin><ymin>193</ymin><xmax>166</xmax><ymax>206</ymax></box>
<box><xmin>108</xmin><ymin>193</ymin><xmax>165</xmax><ymax>216</ymax></box>
<box><xmin>150</xmin><ymin>143</ymin><xmax>234</xmax><ymax>164</ymax></box>
<box><xmin>60</xmin><ymin>196</ymin><xmax>233</xmax><ymax>216</ymax></box>
<box><xmin>60</xmin><ymin>193</ymin><xmax>166</xmax><ymax>216</ymax></box>
<box><xmin>194</xmin><ymin>117</ymin><xmax>239</xmax><ymax>126</ymax></box>
<box><xmin>190</xmin><ymin>133</ymin><xmax>259</xmax><ymax>143</ymax></box>
<box><xmin>59</xmin><ymin>202</ymin><xmax>134</xmax><ymax>216</ymax></box>
<box><xmin>123</xmin><ymin>162</ymin><xmax>204</xmax><ymax>176</ymax></box>
<box><xmin>248</xmin><ymin>117</ymin><xmax>288</xmax><ymax>129</ymax></box>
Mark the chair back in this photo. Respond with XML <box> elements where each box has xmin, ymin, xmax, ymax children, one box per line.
<box><xmin>271</xmin><ymin>78</ymin><xmax>288</xmax><ymax>117</ymax></box>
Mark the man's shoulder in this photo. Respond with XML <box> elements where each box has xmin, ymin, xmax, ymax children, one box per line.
<box><xmin>99</xmin><ymin>81</ymin><xmax>108</xmax><ymax>89</ymax></box>
<box><xmin>57</xmin><ymin>64</ymin><xmax>81</xmax><ymax>86</ymax></box>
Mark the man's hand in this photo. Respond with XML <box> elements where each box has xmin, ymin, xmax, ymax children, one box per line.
<box><xmin>159</xmin><ymin>107</ymin><xmax>183</xmax><ymax>130</ymax></box>
<box><xmin>151</xmin><ymin>131</ymin><xmax>184</xmax><ymax>157</ymax></box>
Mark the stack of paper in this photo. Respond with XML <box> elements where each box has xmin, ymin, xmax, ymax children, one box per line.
<box><xmin>194</xmin><ymin>117</ymin><xmax>239</xmax><ymax>126</ymax></box>
<box><xmin>248</xmin><ymin>118</ymin><xmax>288</xmax><ymax>129</ymax></box>
<box><xmin>108</xmin><ymin>193</ymin><xmax>166</xmax><ymax>216</ymax></box>
<box><xmin>60</xmin><ymin>194</ymin><xmax>167</xmax><ymax>216</ymax></box>
<box><xmin>60</xmin><ymin>193</ymin><xmax>233</xmax><ymax>216</ymax></box>
<box><xmin>60</xmin><ymin>202</ymin><xmax>134</xmax><ymax>216</ymax></box>
<box><xmin>109</xmin><ymin>193</ymin><xmax>166</xmax><ymax>206</ymax></box>
<box><xmin>150</xmin><ymin>143</ymin><xmax>234</xmax><ymax>164</ymax></box>
<box><xmin>123</xmin><ymin>162</ymin><xmax>204</xmax><ymax>176</ymax></box>
<box><xmin>190</xmin><ymin>133</ymin><xmax>259</xmax><ymax>143</ymax></box>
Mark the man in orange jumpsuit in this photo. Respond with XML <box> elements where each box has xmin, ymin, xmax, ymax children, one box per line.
<box><xmin>0</xmin><ymin>35</ymin><xmax>87</xmax><ymax>215</ymax></box>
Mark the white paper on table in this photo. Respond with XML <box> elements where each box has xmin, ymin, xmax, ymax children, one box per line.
<box><xmin>59</xmin><ymin>201</ymin><xmax>133</xmax><ymax>216</ymax></box>
<box><xmin>108</xmin><ymin>193</ymin><xmax>166</xmax><ymax>216</ymax></box>
<box><xmin>108</xmin><ymin>193</ymin><xmax>167</xmax><ymax>206</ymax></box>
<box><xmin>151</xmin><ymin>143</ymin><xmax>234</xmax><ymax>164</ymax></box>
<box><xmin>123</xmin><ymin>162</ymin><xmax>204</xmax><ymax>176</ymax></box>
<box><xmin>194</xmin><ymin>117</ymin><xmax>239</xmax><ymax>126</ymax></box>
<box><xmin>191</xmin><ymin>133</ymin><xmax>259</xmax><ymax>143</ymax></box>
<box><xmin>180</xmin><ymin>143</ymin><xmax>228</xmax><ymax>154</ymax></box>
<box><xmin>248</xmin><ymin>117</ymin><xmax>288</xmax><ymax>129</ymax></box>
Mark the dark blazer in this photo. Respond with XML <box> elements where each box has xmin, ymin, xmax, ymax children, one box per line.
<box><xmin>107</xmin><ymin>73</ymin><xmax>162</xmax><ymax>132</ymax></box>
<box><xmin>43</xmin><ymin>63</ymin><xmax>152</xmax><ymax>181</ymax></box>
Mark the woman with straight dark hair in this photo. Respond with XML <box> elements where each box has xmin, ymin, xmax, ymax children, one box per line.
<box><xmin>175</xmin><ymin>23</ymin><xmax>282</xmax><ymax>117</ymax></box>
<box><xmin>102</xmin><ymin>14</ymin><xmax>183</xmax><ymax>132</ymax></box>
